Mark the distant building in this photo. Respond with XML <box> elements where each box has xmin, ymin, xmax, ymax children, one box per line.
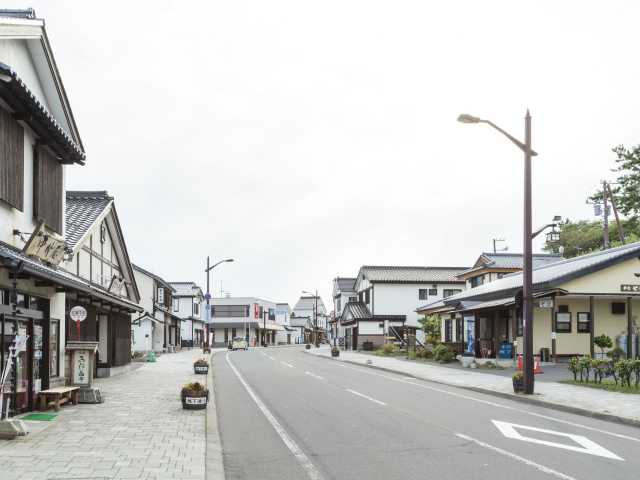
<box><xmin>291</xmin><ymin>295</ymin><xmax>327</xmax><ymax>344</ymax></box>
<box><xmin>209</xmin><ymin>297</ymin><xmax>283</xmax><ymax>347</ymax></box>
<box><xmin>169</xmin><ymin>282</ymin><xmax>205</xmax><ymax>348</ymax></box>
<box><xmin>331</xmin><ymin>277</ymin><xmax>356</xmax><ymax>342</ymax></box>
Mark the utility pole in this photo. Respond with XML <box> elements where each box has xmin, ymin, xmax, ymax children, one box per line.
<box><xmin>522</xmin><ymin>110</ymin><xmax>534</xmax><ymax>395</ymax></box>
<box><xmin>314</xmin><ymin>290</ymin><xmax>318</xmax><ymax>347</ymax></box>
<box><xmin>204</xmin><ymin>257</ymin><xmax>234</xmax><ymax>352</ymax></box>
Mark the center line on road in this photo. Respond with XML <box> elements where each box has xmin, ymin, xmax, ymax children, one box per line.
<box><xmin>346</xmin><ymin>389</ymin><xmax>387</xmax><ymax>406</ymax></box>
<box><xmin>305</xmin><ymin>371</ymin><xmax>325</xmax><ymax>381</ymax></box>
<box><xmin>455</xmin><ymin>433</ymin><xmax>578</xmax><ymax>480</ymax></box>
<box><xmin>225</xmin><ymin>353</ymin><xmax>325</xmax><ymax>480</ymax></box>
<box><xmin>281</xmin><ymin>361</ymin><xmax>294</xmax><ymax>368</ymax></box>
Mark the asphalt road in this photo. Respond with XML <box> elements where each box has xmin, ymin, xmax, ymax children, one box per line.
<box><xmin>213</xmin><ymin>346</ymin><xmax>640</xmax><ymax>480</ymax></box>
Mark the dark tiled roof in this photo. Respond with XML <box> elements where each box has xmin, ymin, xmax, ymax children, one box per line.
<box><xmin>65</xmin><ymin>191</ymin><xmax>112</xmax><ymax>249</ymax></box>
<box><xmin>360</xmin><ymin>266</ymin><xmax>468</xmax><ymax>283</ymax></box>
<box><xmin>335</xmin><ymin>277</ymin><xmax>356</xmax><ymax>292</ymax></box>
<box><xmin>444</xmin><ymin>241</ymin><xmax>640</xmax><ymax>303</ymax></box>
<box><xmin>478</xmin><ymin>252</ymin><xmax>562</xmax><ymax>270</ymax></box>
<box><xmin>0</xmin><ymin>241</ymin><xmax>142</xmax><ymax>312</ymax></box>
<box><xmin>0</xmin><ymin>63</ymin><xmax>85</xmax><ymax>164</ymax></box>
<box><xmin>342</xmin><ymin>301</ymin><xmax>371</xmax><ymax>321</ymax></box>
<box><xmin>0</xmin><ymin>9</ymin><xmax>36</xmax><ymax>19</ymax></box>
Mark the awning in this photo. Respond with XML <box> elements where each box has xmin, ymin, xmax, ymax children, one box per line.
<box><xmin>0</xmin><ymin>241</ymin><xmax>142</xmax><ymax>313</ymax></box>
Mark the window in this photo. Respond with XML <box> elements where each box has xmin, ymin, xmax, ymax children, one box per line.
<box><xmin>34</xmin><ymin>146</ymin><xmax>63</xmax><ymax>233</ymax></box>
<box><xmin>418</xmin><ymin>289</ymin><xmax>428</xmax><ymax>300</ymax></box>
<box><xmin>443</xmin><ymin>289</ymin><xmax>462</xmax><ymax>298</ymax></box>
<box><xmin>558</xmin><ymin>305</ymin><xmax>569</xmax><ymax>313</ymax></box>
<box><xmin>268</xmin><ymin>308</ymin><xmax>275</xmax><ymax>320</ymax></box>
<box><xmin>577</xmin><ymin>312</ymin><xmax>591</xmax><ymax>333</ymax></box>
<box><xmin>470</xmin><ymin>275</ymin><xmax>485</xmax><ymax>288</ymax></box>
<box><xmin>349</xmin><ymin>296</ymin><xmax>357</xmax><ymax>302</ymax></box>
<box><xmin>0</xmin><ymin>107</ymin><xmax>25</xmax><ymax>211</ymax></box>
<box><xmin>444</xmin><ymin>319</ymin><xmax>452</xmax><ymax>342</ymax></box>
<box><xmin>365</xmin><ymin>290</ymin><xmax>370</xmax><ymax>305</ymax></box>
<box><xmin>455</xmin><ymin>316</ymin><xmax>463</xmax><ymax>342</ymax></box>
<box><xmin>429</xmin><ymin>288</ymin><xmax>438</xmax><ymax>296</ymax></box>
<box><xmin>336</xmin><ymin>297</ymin><xmax>341</xmax><ymax>312</ymax></box>
<box><xmin>358</xmin><ymin>291</ymin><xmax>364</xmax><ymax>302</ymax></box>
<box><xmin>612</xmin><ymin>302</ymin><xmax>626</xmax><ymax>315</ymax></box>
<box><xmin>50</xmin><ymin>319</ymin><xmax>60</xmax><ymax>377</ymax></box>
<box><xmin>555</xmin><ymin>311</ymin><xmax>571</xmax><ymax>333</ymax></box>
<box><xmin>224</xmin><ymin>328</ymin><xmax>229</xmax><ymax>343</ymax></box>
<box><xmin>193</xmin><ymin>302</ymin><xmax>199</xmax><ymax>316</ymax></box>
<box><xmin>232</xmin><ymin>328</ymin><xmax>237</xmax><ymax>338</ymax></box>
<box><xmin>212</xmin><ymin>305</ymin><xmax>249</xmax><ymax>317</ymax></box>
<box><xmin>173</xmin><ymin>298</ymin><xmax>179</xmax><ymax>312</ymax></box>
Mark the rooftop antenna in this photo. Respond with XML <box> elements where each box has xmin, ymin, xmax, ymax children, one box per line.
<box><xmin>492</xmin><ymin>238</ymin><xmax>508</xmax><ymax>254</ymax></box>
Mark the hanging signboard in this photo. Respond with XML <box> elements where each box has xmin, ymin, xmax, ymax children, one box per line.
<box><xmin>538</xmin><ymin>298</ymin><xmax>553</xmax><ymax>308</ymax></box>
<box><xmin>73</xmin><ymin>350</ymin><xmax>90</xmax><ymax>385</ymax></box>
<box><xmin>620</xmin><ymin>284</ymin><xmax>640</xmax><ymax>293</ymax></box>
<box><xmin>464</xmin><ymin>315</ymin><xmax>475</xmax><ymax>354</ymax></box>
<box><xmin>22</xmin><ymin>220</ymin><xmax>66</xmax><ymax>266</ymax></box>
<box><xmin>157</xmin><ymin>287</ymin><xmax>165</xmax><ymax>305</ymax></box>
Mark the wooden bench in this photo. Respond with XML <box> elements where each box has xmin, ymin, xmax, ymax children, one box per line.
<box><xmin>38</xmin><ymin>387</ymin><xmax>80</xmax><ymax>412</ymax></box>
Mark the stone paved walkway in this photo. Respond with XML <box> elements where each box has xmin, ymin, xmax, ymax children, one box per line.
<box><xmin>308</xmin><ymin>347</ymin><xmax>640</xmax><ymax>425</ymax></box>
<box><xmin>0</xmin><ymin>349</ymin><xmax>211</xmax><ymax>480</ymax></box>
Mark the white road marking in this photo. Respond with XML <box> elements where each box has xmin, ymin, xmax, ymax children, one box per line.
<box><xmin>281</xmin><ymin>361</ymin><xmax>294</xmax><ymax>368</ymax></box>
<box><xmin>305</xmin><ymin>371</ymin><xmax>325</xmax><ymax>381</ymax></box>
<box><xmin>492</xmin><ymin>420</ymin><xmax>623</xmax><ymax>461</ymax></box>
<box><xmin>346</xmin><ymin>389</ymin><xmax>387</xmax><ymax>406</ymax></box>
<box><xmin>333</xmin><ymin>362</ymin><xmax>640</xmax><ymax>443</ymax></box>
<box><xmin>225</xmin><ymin>353</ymin><xmax>325</xmax><ymax>480</ymax></box>
<box><xmin>456</xmin><ymin>433</ymin><xmax>578</xmax><ymax>480</ymax></box>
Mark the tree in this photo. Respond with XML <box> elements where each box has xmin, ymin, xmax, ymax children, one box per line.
<box><xmin>593</xmin><ymin>334</ymin><xmax>613</xmax><ymax>358</ymax></box>
<box><xmin>544</xmin><ymin>219</ymin><xmax>640</xmax><ymax>258</ymax></box>
<box><xmin>419</xmin><ymin>314</ymin><xmax>441</xmax><ymax>343</ymax></box>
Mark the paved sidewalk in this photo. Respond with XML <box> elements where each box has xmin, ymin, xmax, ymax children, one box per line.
<box><xmin>308</xmin><ymin>347</ymin><xmax>640</xmax><ymax>426</ymax></box>
<box><xmin>0</xmin><ymin>349</ymin><xmax>215</xmax><ymax>480</ymax></box>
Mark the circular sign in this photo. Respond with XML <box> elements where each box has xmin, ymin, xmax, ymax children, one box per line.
<box><xmin>69</xmin><ymin>305</ymin><xmax>88</xmax><ymax>322</ymax></box>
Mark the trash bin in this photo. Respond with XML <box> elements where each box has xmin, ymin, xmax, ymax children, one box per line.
<box><xmin>363</xmin><ymin>341</ymin><xmax>374</xmax><ymax>351</ymax></box>
<box><xmin>540</xmin><ymin>347</ymin><xmax>550</xmax><ymax>362</ymax></box>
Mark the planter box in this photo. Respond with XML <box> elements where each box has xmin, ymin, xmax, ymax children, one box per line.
<box><xmin>181</xmin><ymin>391</ymin><xmax>209</xmax><ymax>410</ymax></box>
<box><xmin>194</xmin><ymin>365</ymin><xmax>209</xmax><ymax>374</ymax></box>
<box><xmin>331</xmin><ymin>348</ymin><xmax>340</xmax><ymax>357</ymax></box>
<box><xmin>305</xmin><ymin>344</ymin><xmax>311</xmax><ymax>350</ymax></box>
<box><xmin>512</xmin><ymin>378</ymin><xmax>525</xmax><ymax>394</ymax></box>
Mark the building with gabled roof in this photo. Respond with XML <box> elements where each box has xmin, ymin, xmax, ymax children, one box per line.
<box><xmin>168</xmin><ymin>281</ymin><xmax>205</xmax><ymax>348</ymax></box>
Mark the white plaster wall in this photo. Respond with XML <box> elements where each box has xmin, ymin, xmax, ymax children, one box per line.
<box><xmin>0</xmin><ymin>39</ymin><xmax>50</xmax><ymax>111</ymax></box>
<box><xmin>132</xmin><ymin>320</ymin><xmax>153</xmax><ymax>352</ymax></box>
<box><xmin>359</xmin><ymin>322</ymin><xmax>382</xmax><ymax>335</ymax></box>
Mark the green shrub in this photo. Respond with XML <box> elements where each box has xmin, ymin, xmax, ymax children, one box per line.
<box><xmin>568</xmin><ymin>356</ymin><xmax>579</xmax><ymax>381</ymax></box>
<box><xmin>593</xmin><ymin>334</ymin><xmax>613</xmax><ymax>357</ymax></box>
<box><xmin>376</xmin><ymin>343</ymin><xmax>398</xmax><ymax>356</ymax></box>
<box><xmin>615</xmin><ymin>360</ymin><xmax>634</xmax><ymax>388</ymax></box>
<box><xmin>591</xmin><ymin>359</ymin><xmax>610</xmax><ymax>384</ymax></box>
<box><xmin>633</xmin><ymin>359</ymin><xmax>640</xmax><ymax>388</ymax></box>
<box><xmin>578</xmin><ymin>356</ymin><xmax>592</xmax><ymax>382</ymax></box>
<box><xmin>433</xmin><ymin>344</ymin><xmax>455</xmax><ymax>363</ymax></box>
<box><xmin>512</xmin><ymin>371</ymin><xmax>523</xmax><ymax>381</ymax></box>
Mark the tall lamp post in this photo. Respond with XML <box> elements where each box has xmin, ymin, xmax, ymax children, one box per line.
<box><xmin>302</xmin><ymin>290</ymin><xmax>319</xmax><ymax>347</ymax></box>
<box><xmin>204</xmin><ymin>257</ymin><xmax>234</xmax><ymax>352</ymax></box>
<box><xmin>458</xmin><ymin>111</ymin><xmax>537</xmax><ymax>394</ymax></box>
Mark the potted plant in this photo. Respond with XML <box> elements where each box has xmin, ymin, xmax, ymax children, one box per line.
<box><xmin>194</xmin><ymin>358</ymin><xmax>209</xmax><ymax>374</ymax></box>
<box><xmin>305</xmin><ymin>344</ymin><xmax>311</xmax><ymax>350</ymax></box>
<box><xmin>512</xmin><ymin>371</ymin><xmax>525</xmax><ymax>393</ymax></box>
<box><xmin>331</xmin><ymin>346</ymin><xmax>340</xmax><ymax>357</ymax></box>
<box><xmin>181</xmin><ymin>382</ymin><xmax>209</xmax><ymax>410</ymax></box>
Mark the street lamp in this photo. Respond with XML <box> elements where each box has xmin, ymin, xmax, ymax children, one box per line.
<box><xmin>204</xmin><ymin>257</ymin><xmax>234</xmax><ymax>352</ymax></box>
<box><xmin>458</xmin><ymin>110</ymin><xmax>537</xmax><ymax>394</ymax></box>
<box><xmin>302</xmin><ymin>290</ymin><xmax>319</xmax><ymax>347</ymax></box>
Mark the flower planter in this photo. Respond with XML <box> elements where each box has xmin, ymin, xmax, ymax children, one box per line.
<box><xmin>305</xmin><ymin>344</ymin><xmax>311</xmax><ymax>350</ymax></box>
<box><xmin>181</xmin><ymin>382</ymin><xmax>209</xmax><ymax>410</ymax></box>
<box><xmin>331</xmin><ymin>348</ymin><xmax>340</xmax><ymax>358</ymax></box>
<box><xmin>512</xmin><ymin>376</ymin><xmax>525</xmax><ymax>394</ymax></box>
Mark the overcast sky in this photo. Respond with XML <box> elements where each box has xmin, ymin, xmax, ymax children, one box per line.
<box><xmin>22</xmin><ymin>1</ymin><xmax>640</xmax><ymax>308</ymax></box>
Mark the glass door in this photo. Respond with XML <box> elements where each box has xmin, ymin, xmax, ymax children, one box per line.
<box><xmin>15</xmin><ymin>319</ymin><xmax>29</xmax><ymax>413</ymax></box>
<box><xmin>32</xmin><ymin>321</ymin><xmax>44</xmax><ymax>406</ymax></box>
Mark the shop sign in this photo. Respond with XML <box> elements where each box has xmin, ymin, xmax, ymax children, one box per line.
<box><xmin>538</xmin><ymin>298</ymin><xmax>553</xmax><ymax>308</ymax></box>
<box><xmin>14</xmin><ymin>335</ymin><xmax>28</xmax><ymax>352</ymax></box>
<box><xmin>620</xmin><ymin>284</ymin><xmax>640</xmax><ymax>292</ymax></box>
<box><xmin>464</xmin><ymin>315</ymin><xmax>475</xmax><ymax>354</ymax></box>
<box><xmin>73</xmin><ymin>351</ymin><xmax>90</xmax><ymax>385</ymax></box>
<box><xmin>69</xmin><ymin>306</ymin><xmax>88</xmax><ymax>322</ymax></box>
<box><xmin>22</xmin><ymin>220</ymin><xmax>66</xmax><ymax>266</ymax></box>
<box><xmin>185</xmin><ymin>396</ymin><xmax>207</xmax><ymax>405</ymax></box>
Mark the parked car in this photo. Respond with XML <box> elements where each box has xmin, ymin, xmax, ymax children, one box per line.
<box><xmin>232</xmin><ymin>337</ymin><xmax>248</xmax><ymax>351</ymax></box>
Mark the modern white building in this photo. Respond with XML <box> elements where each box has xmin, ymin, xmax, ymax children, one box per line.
<box><xmin>275</xmin><ymin>302</ymin><xmax>295</xmax><ymax>345</ymax></box>
<box><xmin>209</xmin><ymin>297</ymin><xmax>283</xmax><ymax>347</ymax></box>
<box><xmin>169</xmin><ymin>282</ymin><xmax>205</xmax><ymax>348</ymax></box>
<box><xmin>339</xmin><ymin>266</ymin><xmax>467</xmax><ymax>349</ymax></box>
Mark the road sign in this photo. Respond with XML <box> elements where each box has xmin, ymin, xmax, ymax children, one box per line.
<box><xmin>492</xmin><ymin>420</ymin><xmax>623</xmax><ymax>460</ymax></box>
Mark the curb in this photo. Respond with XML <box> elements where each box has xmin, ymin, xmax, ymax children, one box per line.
<box><xmin>206</xmin><ymin>351</ymin><xmax>226</xmax><ymax>480</ymax></box>
<box><xmin>307</xmin><ymin>352</ymin><xmax>640</xmax><ymax>429</ymax></box>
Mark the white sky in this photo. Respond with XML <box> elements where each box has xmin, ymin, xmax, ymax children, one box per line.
<box><xmin>21</xmin><ymin>0</ymin><xmax>640</xmax><ymax>307</ymax></box>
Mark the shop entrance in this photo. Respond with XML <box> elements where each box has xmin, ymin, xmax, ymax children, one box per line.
<box><xmin>0</xmin><ymin>314</ymin><xmax>45</xmax><ymax>415</ymax></box>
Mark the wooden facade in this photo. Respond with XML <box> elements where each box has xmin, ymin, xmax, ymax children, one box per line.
<box><xmin>0</xmin><ymin>106</ymin><xmax>25</xmax><ymax>211</ymax></box>
<box><xmin>34</xmin><ymin>145</ymin><xmax>63</xmax><ymax>233</ymax></box>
